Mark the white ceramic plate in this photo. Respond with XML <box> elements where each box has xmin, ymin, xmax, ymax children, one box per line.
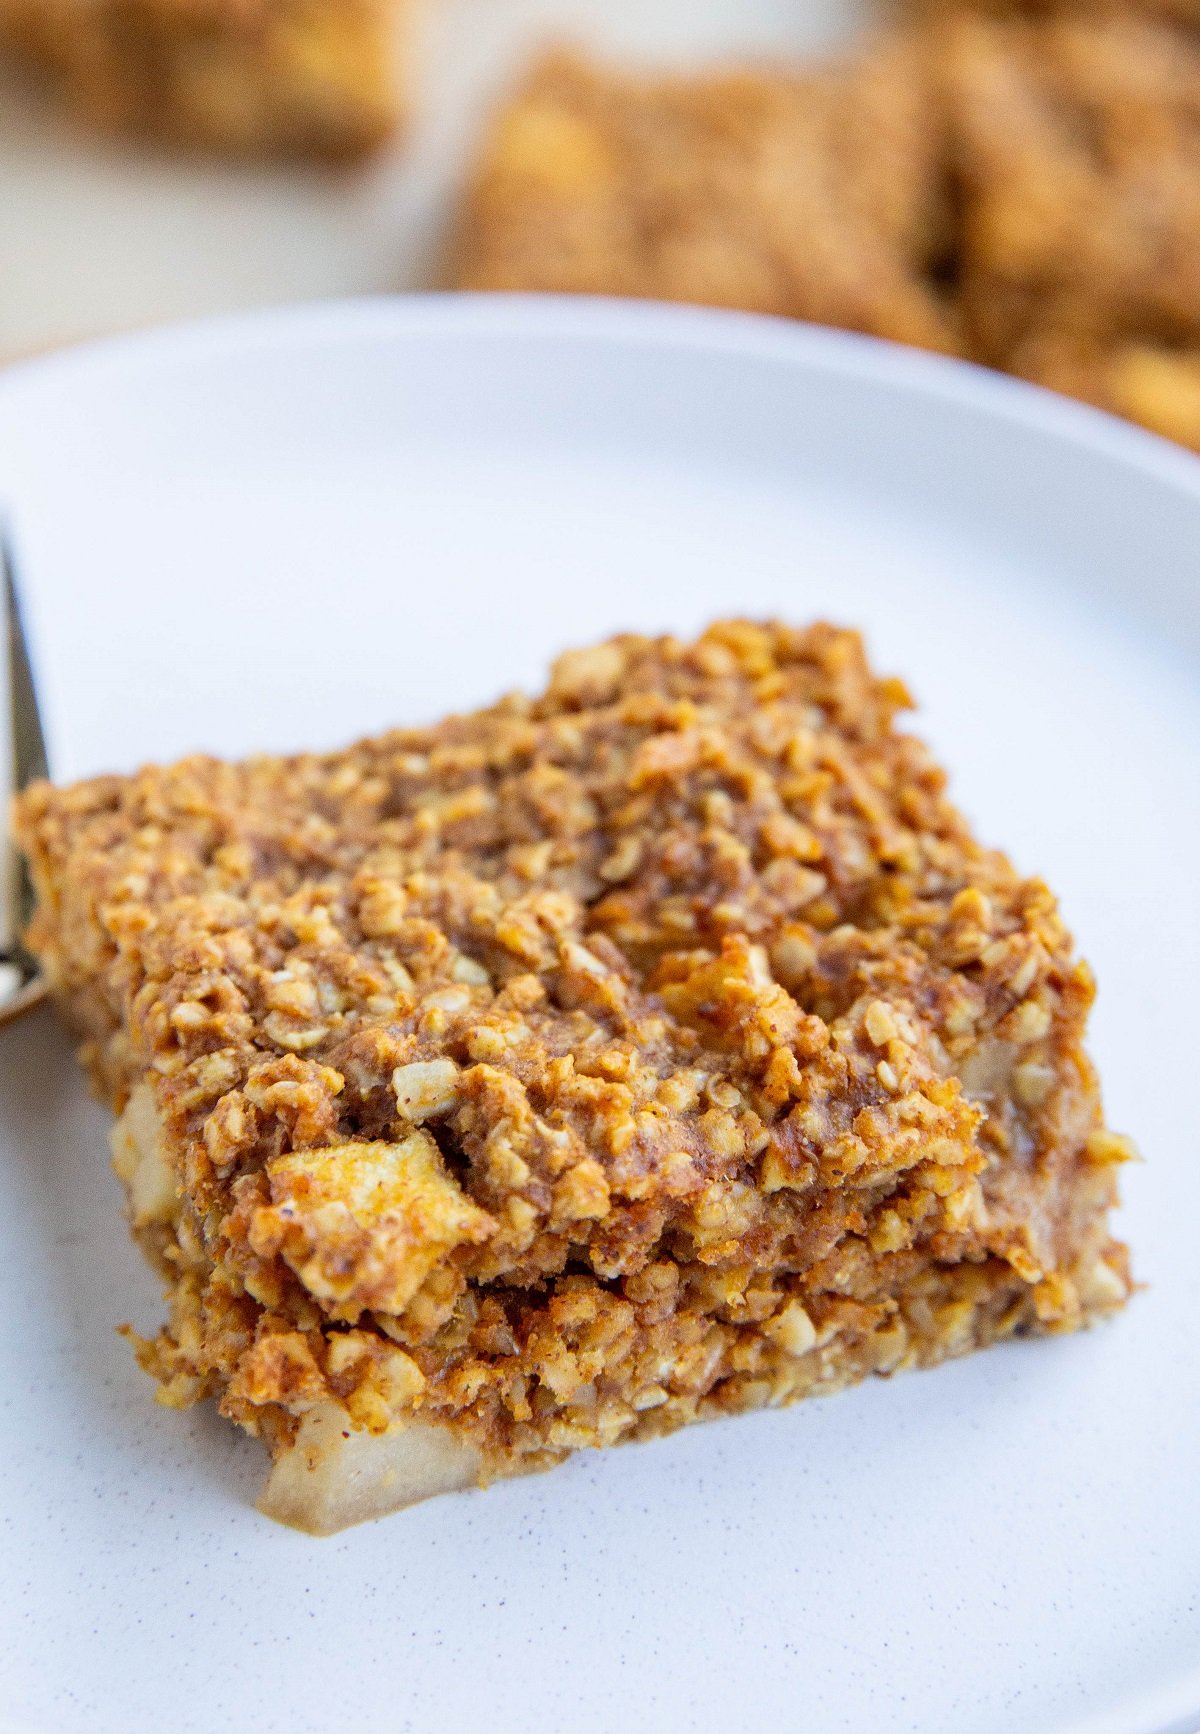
<box><xmin>0</xmin><ymin>297</ymin><xmax>1197</xmax><ymax>1734</ymax></box>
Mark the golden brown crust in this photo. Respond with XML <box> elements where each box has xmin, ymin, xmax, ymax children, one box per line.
<box><xmin>0</xmin><ymin>0</ymin><xmax>405</xmax><ymax>157</ymax></box>
<box><xmin>17</xmin><ymin>619</ymin><xmax>1132</xmax><ymax>1498</ymax></box>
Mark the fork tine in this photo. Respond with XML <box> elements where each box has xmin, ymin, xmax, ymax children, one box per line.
<box><xmin>4</xmin><ymin>528</ymin><xmax>50</xmax><ymax>788</ymax></box>
<box><xmin>2</xmin><ymin>524</ymin><xmax>50</xmax><ymax>1022</ymax></box>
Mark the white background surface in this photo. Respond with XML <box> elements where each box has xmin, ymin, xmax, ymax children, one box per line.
<box><xmin>0</xmin><ymin>0</ymin><xmax>867</xmax><ymax>357</ymax></box>
<box><xmin>0</xmin><ymin>299</ymin><xmax>1199</xmax><ymax>1734</ymax></box>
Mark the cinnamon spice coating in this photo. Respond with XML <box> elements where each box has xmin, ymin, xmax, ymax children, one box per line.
<box><xmin>15</xmin><ymin>621</ymin><xmax>1132</xmax><ymax>1497</ymax></box>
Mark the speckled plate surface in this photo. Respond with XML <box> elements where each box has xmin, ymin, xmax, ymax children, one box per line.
<box><xmin>0</xmin><ymin>297</ymin><xmax>1198</xmax><ymax>1734</ymax></box>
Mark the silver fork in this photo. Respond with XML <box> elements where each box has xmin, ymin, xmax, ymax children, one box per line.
<box><xmin>1</xmin><ymin>528</ymin><xmax>49</xmax><ymax>1029</ymax></box>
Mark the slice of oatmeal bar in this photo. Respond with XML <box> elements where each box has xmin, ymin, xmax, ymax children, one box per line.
<box><xmin>451</xmin><ymin>42</ymin><xmax>961</xmax><ymax>356</ymax></box>
<box><xmin>15</xmin><ymin>621</ymin><xmax>1132</xmax><ymax>1533</ymax></box>
<box><xmin>0</xmin><ymin>0</ymin><xmax>406</xmax><ymax>157</ymax></box>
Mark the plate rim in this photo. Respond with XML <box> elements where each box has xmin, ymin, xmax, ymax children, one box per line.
<box><xmin>0</xmin><ymin>291</ymin><xmax>1199</xmax><ymax>509</ymax></box>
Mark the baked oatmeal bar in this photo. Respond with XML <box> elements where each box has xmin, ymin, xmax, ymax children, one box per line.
<box><xmin>941</xmin><ymin>12</ymin><xmax>1200</xmax><ymax>449</ymax></box>
<box><xmin>903</xmin><ymin>0</ymin><xmax>1200</xmax><ymax>28</ymax></box>
<box><xmin>0</xmin><ymin>0</ymin><xmax>406</xmax><ymax>156</ymax></box>
<box><xmin>15</xmin><ymin>621</ymin><xmax>1133</xmax><ymax>1533</ymax></box>
<box><xmin>452</xmin><ymin>23</ymin><xmax>1200</xmax><ymax>452</ymax></box>
<box><xmin>451</xmin><ymin>43</ymin><xmax>960</xmax><ymax>356</ymax></box>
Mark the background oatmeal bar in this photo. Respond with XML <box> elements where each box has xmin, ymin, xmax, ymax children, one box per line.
<box><xmin>451</xmin><ymin>14</ymin><xmax>1200</xmax><ymax>452</ymax></box>
<box><xmin>941</xmin><ymin>11</ymin><xmax>1200</xmax><ymax>448</ymax></box>
<box><xmin>451</xmin><ymin>40</ymin><xmax>961</xmax><ymax>355</ymax></box>
<box><xmin>0</xmin><ymin>0</ymin><xmax>407</xmax><ymax>155</ymax></box>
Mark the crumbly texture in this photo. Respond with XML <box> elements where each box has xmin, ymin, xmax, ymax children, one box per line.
<box><xmin>0</xmin><ymin>0</ymin><xmax>405</xmax><ymax>156</ymax></box>
<box><xmin>451</xmin><ymin>20</ymin><xmax>1200</xmax><ymax>452</ymax></box>
<box><xmin>16</xmin><ymin>621</ymin><xmax>1132</xmax><ymax>1503</ymax></box>
<box><xmin>451</xmin><ymin>42</ymin><xmax>961</xmax><ymax>356</ymax></box>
